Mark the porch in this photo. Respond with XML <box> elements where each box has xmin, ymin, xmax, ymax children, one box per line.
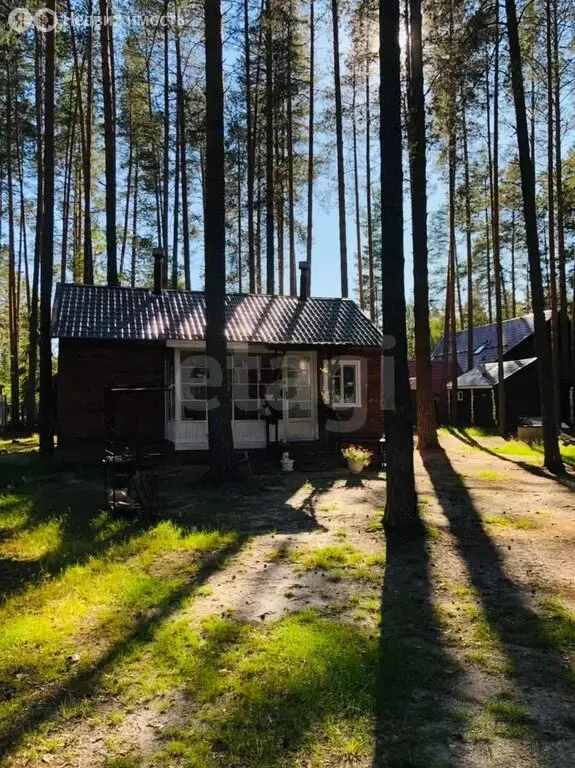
<box><xmin>164</xmin><ymin>344</ymin><xmax>369</xmax><ymax>452</ymax></box>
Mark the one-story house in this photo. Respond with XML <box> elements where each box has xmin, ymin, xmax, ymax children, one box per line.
<box><xmin>446</xmin><ymin>358</ymin><xmax>539</xmax><ymax>427</ymax></box>
<box><xmin>51</xmin><ymin>261</ymin><xmax>384</xmax><ymax>452</ymax></box>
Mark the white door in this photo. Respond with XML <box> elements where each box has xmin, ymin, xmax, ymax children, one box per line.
<box><xmin>283</xmin><ymin>352</ymin><xmax>317</xmax><ymax>441</ymax></box>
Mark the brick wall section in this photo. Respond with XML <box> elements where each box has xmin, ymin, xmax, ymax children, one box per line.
<box><xmin>57</xmin><ymin>339</ymin><xmax>166</xmax><ymax>448</ymax></box>
<box><xmin>316</xmin><ymin>346</ymin><xmax>382</xmax><ymax>441</ymax></box>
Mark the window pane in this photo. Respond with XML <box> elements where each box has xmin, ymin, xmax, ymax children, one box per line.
<box><xmin>182</xmin><ymin>402</ymin><xmax>206</xmax><ymax>421</ymax></box>
<box><xmin>285</xmin><ymin>385</ymin><xmax>311</xmax><ymax>403</ymax></box>
<box><xmin>288</xmin><ymin>403</ymin><xmax>312</xmax><ymax>419</ymax></box>
<box><xmin>343</xmin><ymin>365</ymin><xmax>357</xmax><ymax>403</ymax></box>
<box><xmin>330</xmin><ymin>370</ymin><xmax>342</xmax><ymax>402</ymax></box>
<box><xmin>285</xmin><ymin>356</ymin><xmax>310</xmax><ymax>386</ymax></box>
<box><xmin>182</xmin><ymin>385</ymin><xmax>209</xmax><ymax>401</ymax></box>
<box><xmin>234</xmin><ymin>401</ymin><xmax>260</xmax><ymax>421</ymax></box>
<box><xmin>182</xmin><ymin>364</ymin><xmax>208</xmax><ymax>382</ymax></box>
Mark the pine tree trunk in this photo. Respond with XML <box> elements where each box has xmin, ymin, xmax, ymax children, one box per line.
<box><xmin>61</xmin><ymin>70</ymin><xmax>79</xmax><ymax>284</ymax></box>
<box><xmin>505</xmin><ymin>0</ymin><xmax>563</xmax><ymax>472</ymax></box>
<box><xmin>120</xmin><ymin>117</ymin><xmax>134</xmax><ymax>279</ymax></box>
<box><xmin>131</xmin><ymin>160</ymin><xmax>139</xmax><ymax>287</ymax></box>
<box><xmin>366</xmin><ymin>56</ymin><xmax>376</xmax><ymax>321</ymax></box>
<box><xmin>546</xmin><ymin>0</ymin><xmax>561</xmax><ymax>424</ymax></box>
<box><xmin>14</xmin><ymin>104</ymin><xmax>30</xmax><ymax>314</ymax></box>
<box><xmin>172</xmin><ymin>98</ymin><xmax>180</xmax><ymax>289</ymax></box>
<box><xmin>265</xmin><ymin>0</ymin><xmax>275</xmax><ymax>294</ymax></box>
<box><xmin>237</xmin><ymin>136</ymin><xmax>243</xmax><ymax>292</ymax></box>
<box><xmin>553</xmin><ymin>0</ymin><xmax>569</xmax><ymax>385</ymax></box>
<box><xmin>485</xmin><ymin>55</ymin><xmax>495</xmax><ymax>326</ymax></box>
<box><xmin>204</xmin><ymin>0</ymin><xmax>235</xmax><ymax>483</ymax></box>
<box><xmin>484</xmin><ymin>179</ymin><xmax>493</xmax><ymax>323</ymax></box>
<box><xmin>40</xmin><ymin>4</ymin><xmax>56</xmax><ymax>455</ymax></box>
<box><xmin>448</xmin><ymin>144</ymin><xmax>458</xmax><ymax>417</ymax></box>
<box><xmin>530</xmin><ymin>27</ymin><xmax>536</xmax><ymax>166</ymax></box>
<box><xmin>462</xmin><ymin>98</ymin><xmax>474</xmax><ymax>371</ymax></box>
<box><xmin>251</xmin><ymin>0</ymin><xmax>266</xmax><ymax>292</ymax></box>
<box><xmin>286</xmin><ymin>1</ymin><xmax>297</xmax><ymax>297</ymax></box>
<box><xmin>332</xmin><ymin>0</ymin><xmax>348</xmax><ymax>297</ymax></box>
<box><xmin>352</xmin><ymin>64</ymin><xmax>364</xmax><ymax>310</ymax></box>
<box><xmin>83</xmin><ymin>2</ymin><xmax>93</xmax><ymax>282</ymax></box>
<box><xmin>7</xmin><ymin>65</ymin><xmax>20</xmax><ymax>428</ymax></box>
<box><xmin>256</xmin><ymin>144</ymin><xmax>263</xmax><ymax>293</ymax></box>
<box><xmin>455</xmin><ymin>248</ymin><xmax>464</xmax><ymax>330</ymax></box>
<box><xmin>147</xmin><ymin>59</ymin><xmax>163</xmax><ymax>248</ymax></box>
<box><xmin>99</xmin><ymin>0</ymin><xmax>118</xmax><ymax>284</ymax></box>
<box><xmin>26</xmin><ymin>29</ymin><xmax>43</xmax><ymax>429</ymax></box>
<box><xmin>245</xmin><ymin>0</ymin><xmax>256</xmax><ymax>293</ymax></box>
<box><xmin>175</xmin><ymin>29</ymin><xmax>191</xmax><ymax>290</ymax></box>
<box><xmin>163</xmin><ymin>2</ymin><xmax>170</xmax><ymax>259</ymax></box>
<box><xmin>305</xmin><ymin>0</ymin><xmax>314</xmax><ymax>289</ymax></box>
<box><xmin>492</xmin><ymin>7</ymin><xmax>506</xmax><ymax>435</ymax></box>
<box><xmin>380</xmin><ymin>0</ymin><xmax>419</xmax><ymax>535</ymax></box>
<box><xmin>407</xmin><ymin>0</ymin><xmax>438</xmax><ymax>450</ymax></box>
<box><xmin>66</xmin><ymin>0</ymin><xmax>93</xmax><ymax>283</ymax></box>
<box><xmin>511</xmin><ymin>208</ymin><xmax>517</xmax><ymax>317</ymax></box>
<box><xmin>276</xmin><ymin>122</ymin><xmax>285</xmax><ymax>296</ymax></box>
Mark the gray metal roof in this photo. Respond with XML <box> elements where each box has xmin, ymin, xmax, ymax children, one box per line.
<box><xmin>431</xmin><ymin>312</ymin><xmax>551</xmax><ymax>371</ymax></box>
<box><xmin>51</xmin><ymin>284</ymin><xmax>383</xmax><ymax>347</ymax></box>
<box><xmin>446</xmin><ymin>357</ymin><xmax>537</xmax><ymax>389</ymax></box>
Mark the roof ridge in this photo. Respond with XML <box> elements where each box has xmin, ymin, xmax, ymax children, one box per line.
<box><xmin>56</xmin><ymin>283</ymin><xmax>356</xmax><ymax>304</ymax></box>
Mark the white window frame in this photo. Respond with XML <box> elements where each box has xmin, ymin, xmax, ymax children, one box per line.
<box><xmin>324</xmin><ymin>359</ymin><xmax>362</xmax><ymax>408</ymax></box>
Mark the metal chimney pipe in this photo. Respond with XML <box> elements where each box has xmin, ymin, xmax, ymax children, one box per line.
<box><xmin>152</xmin><ymin>248</ymin><xmax>164</xmax><ymax>295</ymax></box>
<box><xmin>299</xmin><ymin>261</ymin><xmax>310</xmax><ymax>300</ymax></box>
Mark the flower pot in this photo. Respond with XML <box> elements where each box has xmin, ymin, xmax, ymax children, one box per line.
<box><xmin>347</xmin><ymin>459</ymin><xmax>364</xmax><ymax>475</ymax></box>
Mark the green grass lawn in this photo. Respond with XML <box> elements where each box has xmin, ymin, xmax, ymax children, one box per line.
<box><xmin>0</xmin><ymin>434</ymin><xmax>40</xmax><ymax>454</ymax></box>
<box><xmin>1</xmin><ymin>440</ymin><xmax>574</xmax><ymax>767</ymax></box>
<box><xmin>492</xmin><ymin>439</ymin><xmax>575</xmax><ymax>465</ymax></box>
<box><xmin>443</xmin><ymin>427</ymin><xmax>575</xmax><ymax>466</ymax></box>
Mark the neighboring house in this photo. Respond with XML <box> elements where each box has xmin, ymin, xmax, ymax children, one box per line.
<box><xmin>431</xmin><ymin>311</ymin><xmax>553</xmax><ymax>373</ymax></box>
<box><xmin>51</xmin><ymin>260</ymin><xmax>383</xmax><ymax>451</ymax></box>
<box><xmin>446</xmin><ymin>358</ymin><xmax>539</xmax><ymax>427</ymax></box>
<box><xmin>431</xmin><ymin>310</ymin><xmax>571</xmax><ymax>425</ymax></box>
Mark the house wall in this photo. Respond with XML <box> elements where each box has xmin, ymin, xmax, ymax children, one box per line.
<box><xmin>502</xmin><ymin>364</ymin><xmax>541</xmax><ymax>425</ymax></box>
<box><xmin>57</xmin><ymin>340</ymin><xmax>382</xmax><ymax>450</ymax></box>
<box><xmin>316</xmin><ymin>346</ymin><xmax>382</xmax><ymax>443</ymax></box>
<box><xmin>57</xmin><ymin>339</ymin><xmax>166</xmax><ymax>448</ymax></box>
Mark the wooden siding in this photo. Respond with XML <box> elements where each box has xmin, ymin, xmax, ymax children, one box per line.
<box><xmin>56</xmin><ymin>340</ymin><xmax>382</xmax><ymax>450</ymax></box>
<box><xmin>57</xmin><ymin>339</ymin><xmax>166</xmax><ymax>448</ymax></box>
<box><xmin>316</xmin><ymin>346</ymin><xmax>382</xmax><ymax>442</ymax></box>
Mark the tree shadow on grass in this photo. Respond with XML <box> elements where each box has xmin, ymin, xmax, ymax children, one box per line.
<box><xmin>445</xmin><ymin>427</ymin><xmax>575</xmax><ymax>491</ymax></box>
<box><xmin>0</xmin><ymin>465</ymin><xmax>332</xmax><ymax>760</ymax></box>
<box><xmin>421</xmin><ymin>448</ymin><xmax>575</xmax><ymax>757</ymax></box>
<box><xmin>0</xmin><ymin>471</ymin><xmax>159</xmax><ymax>602</ymax></box>
<box><xmin>145</xmin><ymin>610</ymin><xmax>380</xmax><ymax>768</ymax></box>
<box><xmin>0</xmin><ymin>534</ymin><xmax>247</xmax><ymax>759</ymax></box>
<box><xmin>373</xmin><ymin>529</ymin><xmax>465</xmax><ymax>768</ymax></box>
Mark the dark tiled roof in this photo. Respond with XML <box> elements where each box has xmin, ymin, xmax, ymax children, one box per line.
<box><xmin>446</xmin><ymin>358</ymin><xmax>537</xmax><ymax>389</ymax></box>
<box><xmin>51</xmin><ymin>284</ymin><xmax>383</xmax><ymax>347</ymax></box>
<box><xmin>431</xmin><ymin>312</ymin><xmax>551</xmax><ymax>372</ymax></box>
<box><xmin>408</xmin><ymin>359</ymin><xmax>462</xmax><ymax>395</ymax></box>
